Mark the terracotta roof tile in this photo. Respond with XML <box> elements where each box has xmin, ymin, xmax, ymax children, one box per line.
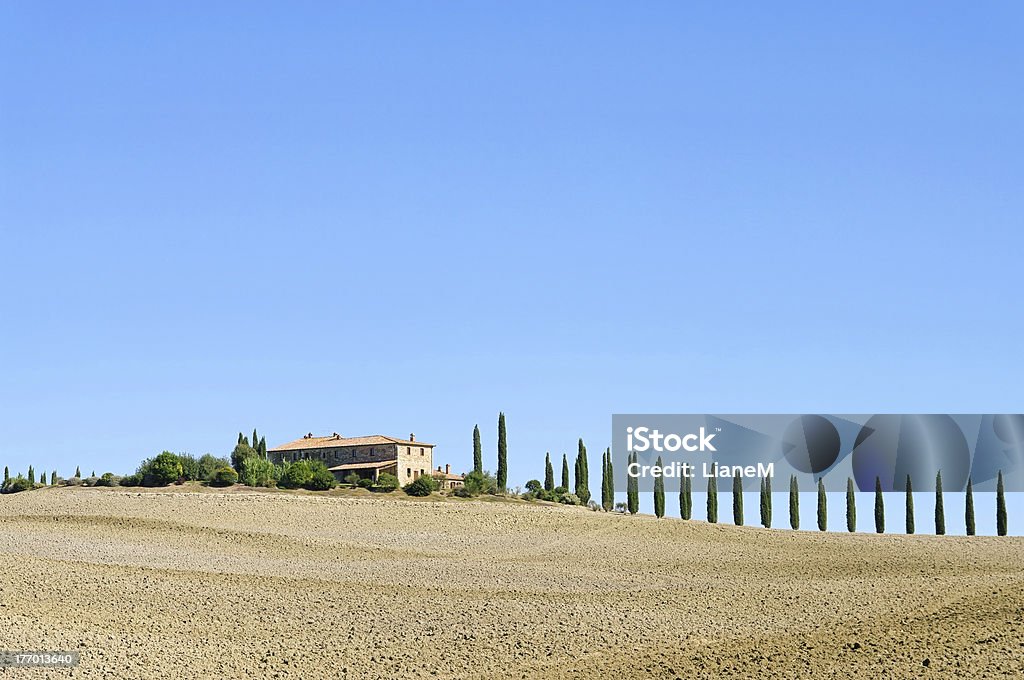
<box><xmin>269</xmin><ymin>434</ymin><xmax>435</xmax><ymax>452</ymax></box>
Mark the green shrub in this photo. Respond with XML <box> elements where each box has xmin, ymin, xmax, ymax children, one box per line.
<box><xmin>462</xmin><ymin>470</ymin><xmax>498</xmax><ymax>497</ymax></box>
<box><xmin>210</xmin><ymin>467</ymin><xmax>238</xmax><ymax>487</ymax></box>
<box><xmin>278</xmin><ymin>460</ymin><xmax>313</xmax><ymax>489</ymax></box>
<box><xmin>357</xmin><ymin>477</ymin><xmax>374</xmax><ymax>489</ymax></box>
<box><xmin>306</xmin><ymin>468</ymin><xmax>336</xmax><ymax>491</ymax></box>
<box><xmin>344</xmin><ymin>472</ymin><xmax>361</xmax><ymax>488</ymax></box>
<box><xmin>63</xmin><ymin>476</ymin><xmax>84</xmax><ymax>487</ymax></box>
<box><xmin>374</xmin><ymin>473</ymin><xmax>399</xmax><ymax>491</ymax></box>
<box><xmin>137</xmin><ymin>452</ymin><xmax>183</xmax><ymax>487</ymax></box>
<box><xmin>1</xmin><ymin>475</ymin><xmax>33</xmax><ymax>494</ymax></box>
<box><xmin>240</xmin><ymin>456</ymin><xmax>279</xmax><ymax>487</ymax></box>
<box><xmin>198</xmin><ymin>454</ymin><xmax>230</xmax><ymax>482</ymax></box>
<box><xmin>178</xmin><ymin>454</ymin><xmax>201</xmax><ymax>481</ymax></box>
<box><xmin>119</xmin><ymin>472</ymin><xmax>142</xmax><ymax>487</ymax></box>
<box><xmin>559</xmin><ymin>493</ymin><xmax>581</xmax><ymax>506</ymax></box>
<box><xmin>82</xmin><ymin>476</ymin><xmax>99</xmax><ymax>487</ymax></box>
<box><xmin>404</xmin><ymin>475</ymin><xmax>438</xmax><ymax>497</ymax></box>
<box><xmin>451</xmin><ymin>486</ymin><xmax>473</xmax><ymax>498</ymax></box>
<box><xmin>95</xmin><ymin>473</ymin><xmax>119</xmax><ymax>487</ymax></box>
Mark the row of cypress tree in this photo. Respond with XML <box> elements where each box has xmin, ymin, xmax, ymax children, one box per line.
<box><xmin>4</xmin><ymin>465</ymin><xmax>73</xmax><ymax>486</ymax></box>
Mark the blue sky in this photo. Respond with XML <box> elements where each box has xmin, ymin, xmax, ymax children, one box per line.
<box><xmin>1</xmin><ymin>3</ymin><xmax>1021</xmax><ymax>533</ymax></box>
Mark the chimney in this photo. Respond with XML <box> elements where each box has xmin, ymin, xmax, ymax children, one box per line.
<box><xmin>437</xmin><ymin>466</ymin><xmax>442</xmax><ymax>473</ymax></box>
<box><xmin>409</xmin><ymin>433</ymin><xmax>415</xmax><ymax>442</ymax></box>
<box><xmin>445</xmin><ymin>464</ymin><xmax>450</xmax><ymax>475</ymax></box>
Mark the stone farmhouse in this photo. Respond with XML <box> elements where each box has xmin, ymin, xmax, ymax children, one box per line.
<box><xmin>268</xmin><ymin>432</ymin><xmax>463</xmax><ymax>488</ymax></box>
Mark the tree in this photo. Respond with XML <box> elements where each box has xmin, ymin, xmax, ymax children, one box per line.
<box><xmin>627</xmin><ymin>452</ymin><xmax>639</xmax><ymax>515</ymax></box>
<box><xmin>231</xmin><ymin>442</ymin><xmax>257</xmax><ymax>474</ymax></box>
<box><xmin>75</xmin><ymin>466</ymin><xmax>81</xmax><ymax>478</ymax></box>
<box><xmin>816</xmin><ymin>478</ymin><xmax>826</xmax><ymax>531</ymax></box>
<box><xmin>730</xmin><ymin>475</ymin><xmax>743</xmax><ymax>526</ymax></box>
<box><xmin>965</xmin><ymin>477</ymin><xmax>976</xmax><ymax>536</ymax></box>
<box><xmin>50</xmin><ymin>471</ymin><xmax>56</xmax><ymax>485</ymax></box>
<box><xmin>874</xmin><ymin>476</ymin><xmax>884</xmax><ymax>534</ymax></box>
<box><xmin>404</xmin><ymin>474</ymin><xmax>438</xmax><ymax>497</ymax></box>
<box><xmin>561</xmin><ymin>453</ymin><xmax>570</xmax><ymax>490</ymax></box>
<box><xmin>3</xmin><ymin>466</ymin><xmax>7</xmax><ymax>483</ymax></box>
<box><xmin>257</xmin><ymin>437</ymin><xmax>267</xmax><ymax>459</ymax></box>
<box><xmin>252</xmin><ymin>429</ymin><xmax>259</xmax><ymax>454</ymax></box>
<box><xmin>144</xmin><ymin>452</ymin><xmax>183</xmax><ymax>487</ymax></box>
<box><xmin>574</xmin><ymin>438</ymin><xmax>590</xmax><ymax>505</ymax></box>
<box><xmin>707</xmin><ymin>466</ymin><xmax>718</xmax><ymax>523</ymax></box>
<box><xmin>653</xmin><ymin>456</ymin><xmax>665</xmax><ymax>518</ymax></box>
<box><xmin>789</xmin><ymin>476</ymin><xmax>799</xmax><ymax>530</ymax></box>
<box><xmin>996</xmin><ymin>470</ymin><xmax>1007</xmax><ymax>537</ymax></box>
<box><xmin>210</xmin><ymin>467</ymin><xmax>237</xmax><ymax>487</ymax></box>
<box><xmin>905</xmin><ymin>475</ymin><xmax>915</xmax><ymax>534</ymax></box>
<box><xmin>680</xmin><ymin>473</ymin><xmax>692</xmax><ymax>520</ymax></box>
<box><xmin>496</xmin><ymin>413</ymin><xmax>507</xmax><ymax>492</ymax></box>
<box><xmin>759</xmin><ymin>478</ymin><xmax>767</xmax><ymax>528</ymax></box>
<box><xmin>38</xmin><ymin>470</ymin><xmax>46</xmax><ymax>486</ymax></box>
<box><xmin>846</xmin><ymin>478</ymin><xmax>856</xmax><ymax>532</ymax></box>
<box><xmin>604</xmin><ymin>449</ymin><xmax>614</xmax><ymax>512</ymax></box>
<box><xmin>473</xmin><ymin>425</ymin><xmax>483</xmax><ymax>474</ymax></box>
<box><xmin>765</xmin><ymin>476</ymin><xmax>772</xmax><ymax>528</ymax></box>
<box><xmin>934</xmin><ymin>470</ymin><xmax>945</xmax><ymax>535</ymax></box>
<box><xmin>28</xmin><ymin>466</ymin><xmax>35</xmax><ymax>485</ymax></box>
<box><xmin>544</xmin><ymin>453</ymin><xmax>554</xmax><ymax>492</ymax></box>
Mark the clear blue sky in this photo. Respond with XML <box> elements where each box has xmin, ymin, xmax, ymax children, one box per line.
<box><xmin>1</xmin><ymin>3</ymin><xmax>1021</xmax><ymax>533</ymax></box>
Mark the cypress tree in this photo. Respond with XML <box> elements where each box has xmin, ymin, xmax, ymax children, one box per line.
<box><xmin>788</xmin><ymin>475</ymin><xmax>799</xmax><ymax>530</ymax></box>
<box><xmin>575</xmin><ymin>439</ymin><xmax>590</xmax><ymax>504</ymax></box>
<box><xmin>543</xmin><ymin>453</ymin><xmax>554</xmax><ymax>492</ymax></box>
<box><xmin>759</xmin><ymin>478</ymin><xmax>767</xmax><ymax>527</ymax></box>
<box><xmin>75</xmin><ymin>466</ymin><xmax>81</xmax><ymax>478</ymax></box>
<box><xmin>905</xmin><ymin>475</ymin><xmax>915</xmax><ymax>534</ymax></box>
<box><xmin>653</xmin><ymin>456</ymin><xmax>665</xmax><ymax>518</ymax></box>
<box><xmin>603</xmin><ymin>449</ymin><xmax>614</xmax><ymax>512</ymax></box>
<box><xmin>237</xmin><ymin>432</ymin><xmax>244</xmax><ymax>447</ymax></box>
<box><xmin>934</xmin><ymin>470</ymin><xmax>945</xmax><ymax>535</ymax></box>
<box><xmin>816</xmin><ymin>478</ymin><xmax>827</xmax><ymax>531</ymax></box>
<box><xmin>28</xmin><ymin>466</ymin><xmax>35</xmax><ymax>485</ymax></box>
<box><xmin>496</xmin><ymin>412</ymin><xmax>507</xmax><ymax>492</ymax></box>
<box><xmin>252</xmin><ymin>429</ymin><xmax>258</xmax><ymax>454</ymax></box>
<box><xmin>473</xmin><ymin>425</ymin><xmax>483</xmax><ymax>474</ymax></box>
<box><xmin>600</xmin><ymin>450</ymin><xmax>609</xmax><ymax>511</ymax></box>
<box><xmin>561</xmin><ymin>453</ymin><xmax>569</xmax><ymax>490</ymax></box>
<box><xmin>707</xmin><ymin>466</ymin><xmax>718</xmax><ymax>523</ymax></box>
<box><xmin>846</xmin><ymin>477</ymin><xmax>856</xmax><ymax>532</ymax></box>
<box><xmin>680</xmin><ymin>473</ymin><xmax>692</xmax><ymax>520</ymax></box>
<box><xmin>258</xmin><ymin>437</ymin><xmax>267</xmax><ymax>459</ymax></box>
<box><xmin>626</xmin><ymin>452</ymin><xmax>639</xmax><ymax>514</ymax></box>
<box><xmin>874</xmin><ymin>476</ymin><xmax>884</xmax><ymax>534</ymax></box>
<box><xmin>996</xmin><ymin>470</ymin><xmax>1007</xmax><ymax>537</ymax></box>
<box><xmin>732</xmin><ymin>475</ymin><xmax>743</xmax><ymax>526</ymax></box>
<box><xmin>765</xmin><ymin>476</ymin><xmax>772</xmax><ymax>528</ymax></box>
<box><xmin>50</xmin><ymin>471</ymin><xmax>56</xmax><ymax>485</ymax></box>
<box><xmin>965</xmin><ymin>477</ymin><xmax>975</xmax><ymax>536</ymax></box>
<box><xmin>3</xmin><ymin>466</ymin><xmax>7</xmax><ymax>483</ymax></box>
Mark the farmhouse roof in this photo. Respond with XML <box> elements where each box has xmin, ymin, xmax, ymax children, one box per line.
<box><xmin>269</xmin><ymin>434</ymin><xmax>435</xmax><ymax>452</ymax></box>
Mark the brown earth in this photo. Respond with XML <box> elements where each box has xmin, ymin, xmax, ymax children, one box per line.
<box><xmin>0</xmin><ymin>485</ymin><xmax>1022</xmax><ymax>679</ymax></box>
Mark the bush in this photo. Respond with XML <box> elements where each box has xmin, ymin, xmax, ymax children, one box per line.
<box><xmin>1</xmin><ymin>475</ymin><xmax>33</xmax><ymax>494</ymax></box>
<box><xmin>404</xmin><ymin>475</ymin><xmax>438</xmax><ymax>497</ymax></box>
<box><xmin>178</xmin><ymin>454</ymin><xmax>201</xmax><ymax>481</ymax></box>
<box><xmin>559</xmin><ymin>493</ymin><xmax>581</xmax><ymax>506</ymax></box>
<box><xmin>278</xmin><ymin>460</ymin><xmax>313</xmax><ymax>489</ymax></box>
<box><xmin>240</xmin><ymin>456</ymin><xmax>279</xmax><ymax>487</ymax></box>
<box><xmin>357</xmin><ymin>477</ymin><xmax>374</xmax><ymax>489</ymax></box>
<box><xmin>82</xmin><ymin>476</ymin><xmax>99</xmax><ymax>487</ymax></box>
<box><xmin>307</xmin><ymin>468</ymin><xmax>336</xmax><ymax>491</ymax></box>
<box><xmin>374</xmin><ymin>473</ymin><xmax>399</xmax><ymax>491</ymax></box>
<box><xmin>344</xmin><ymin>472</ymin><xmax>361</xmax><ymax>488</ymax></box>
<box><xmin>451</xmin><ymin>486</ymin><xmax>473</xmax><ymax>498</ymax></box>
<box><xmin>210</xmin><ymin>467</ymin><xmax>238</xmax><ymax>487</ymax></box>
<box><xmin>138</xmin><ymin>452</ymin><xmax>183</xmax><ymax>487</ymax></box>
<box><xmin>462</xmin><ymin>470</ymin><xmax>498</xmax><ymax>497</ymax></box>
<box><xmin>63</xmin><ymin>476</ymin><xmax>84</xmax><ymax>487</ymax></box>
<box><xmin>119</xmin><ymin>472</ymin><xmax>142</xmax><ymax>487</ymax></box>
<box><xmin>198</xmin><ymin>454</ymin><xmax>230</xmax><ymax>482</ymax></box>
<box><xmin>95</xmin><ymin>473</ymin><xmax>119</xmax><ymax>487</ymax></box>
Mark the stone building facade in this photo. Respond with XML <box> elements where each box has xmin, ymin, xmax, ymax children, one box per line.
<box><xmin>269</xmin><ymin>433</ymin><xmax>435</xmax><ymax>487</ymax></box>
